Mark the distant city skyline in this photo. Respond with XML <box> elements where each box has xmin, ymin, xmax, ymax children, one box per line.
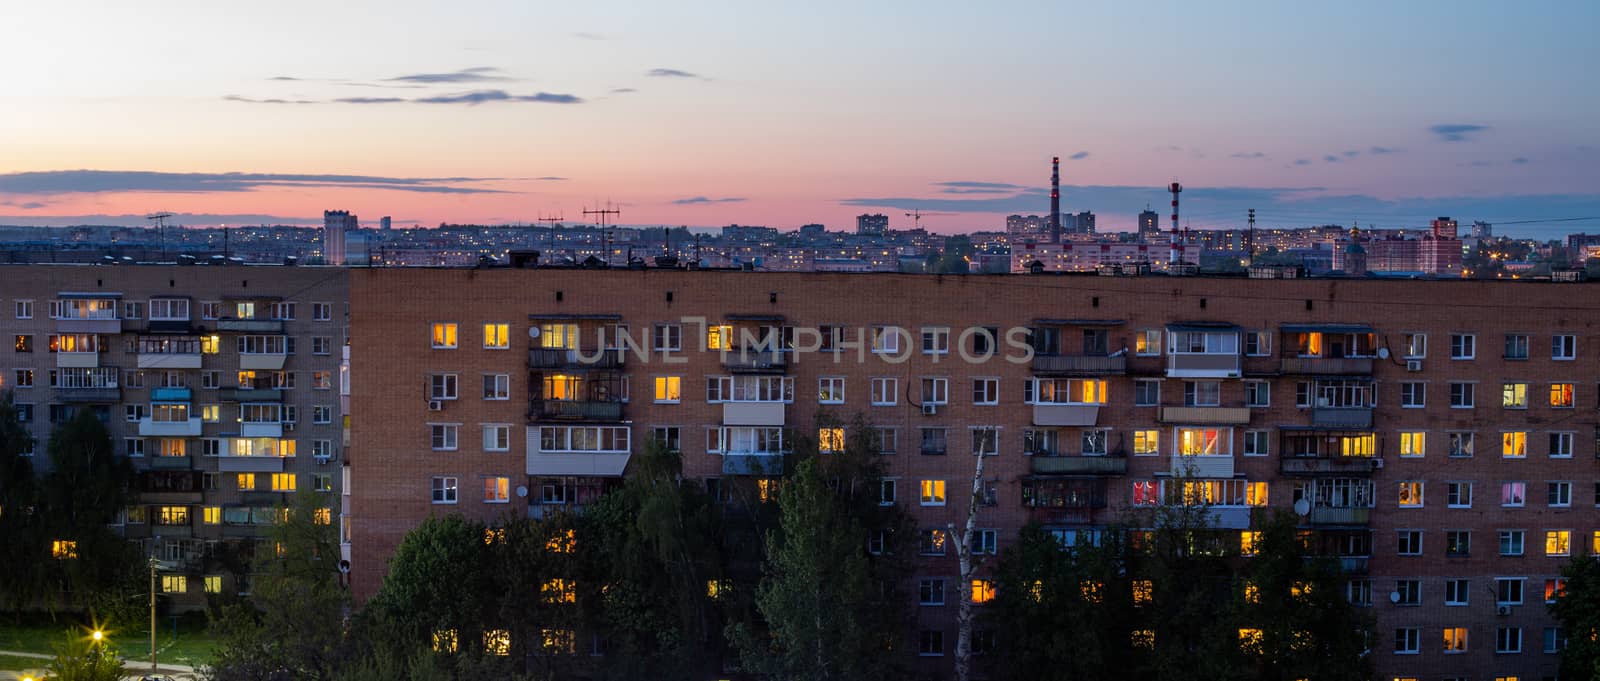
<box><xmin>2</xmin><ymin>1</ymin><xmax>1598</xmax><ymax>233</ymax></box>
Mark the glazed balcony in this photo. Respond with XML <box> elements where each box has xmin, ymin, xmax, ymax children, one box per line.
<box><xmin>722</xmin><ymin>401</ymin><xmax>786</xmax><ymax>426</ymax></box>
<box><xmin>722</xmin><ymin>453</ymin><xmax>785</xmax><ymax>476</ymax></box>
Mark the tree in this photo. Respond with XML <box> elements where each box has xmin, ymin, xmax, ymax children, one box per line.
<box><xmin>949</xmin><ymin>429</ymin><xmax>990</xmax><ymax>681</ymax></box>
<box><xmin>42</xmin><ymin>628</ymin><xmax>125</xmax><ymax>681</ymax></box>
<box><xmin>1549</xmin><ymin>551</ymin><xmax>1600</xmax><ymax>681</ymax></box>
<box><xmin>1233</xmin><ymin>510</ymin><xmax>1371</xmax><ymax>681</ymax></box>
<box><xmin>0</xmin><ymin>391</ymin><xmax>42</xmax><ymax>614</ymax></box>
<box><xmin>205</xmin><ymin>490</ymin><xmax>349</xmax><ymax>681</ymax></box>
<box><xmin>1138</xmin><ymin>496</ymin><xmax>1242</xmax><ymax>681</ymax></box>
<box><xmin>39</xmin><ymin>408</ymin><xmax>138</xmax><ymax>618</ymax></box>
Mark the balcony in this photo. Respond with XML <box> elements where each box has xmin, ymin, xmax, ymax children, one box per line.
<box><xmin>722</xmin><ymin>453</ymin><xmax>785</xmax><ymax>476</ymax></box>
<box><xmin>1170</xmin><ymin>454</ymin><xmax>1235</xmax><ymax>478</ymax></box>
<box><xmin>222</xmin><ymin>524</ymin><xmax>270</xmax><ymax>538</ymax></box>
<box><xmin>148</xmin><ymin>455</ymin><xmax>193</xmax><ymax>470</ymax></box>
<box><xmin>1158</xmin><ymin>406</ymin><xmax>1251</xmax><ymax>425</ymax></box>
<box><xmin>722</xmin><ymin>401</ymin><xmax>786</xmax><ymax>427</ymax></box>
<box><xmin>1032</xmin><ymin>403</ymin><xmax>1099</xmax><ymax>427</ymax></box>
<box><xmin>138</xmin><ymin>490</ymin><xmax>204</xmax><ymax>504</ymax></box>
<box><xmin>240</xmin><ymin>422</ymin><xmax>284</xmax><ymax>438</ymax></box>
<box><xmin>1030</xmin><ymin>355</ymin><xmax>1126</xmax><ymax>376</ymax></box>
<box><xmin>56</xmin><ymin>318</ymin><xmax>121</xmax><ymax>334</ymax></box>
<box><xmin>531</xmin><ymin>400</ymin><xmax>624</xmax><ymax>422</ymax></box>
<box><xmin>138</xmin><ymin>351</ymin><xmax>202</xmax><ymax>370</ymax></box>
<box><xmin>528</xmin><ymin>348</ymin><xmax>625</xmax><ymax>370</ymax></box>
<box><xmin>218</xmin><ymin>455</ymin><xmax>286</xmax><ymax>473</ymax></box>
<box><xmin>1309</xmin><ymin>407</ymin><xmax>1373</xmax><ymax>430</ymax></box>
<box><xmin>721</xmin><ymin>349</ymin><xmax>787</xmax><ymax>373</ymax></box>
<box><xmin>216</xmin><ymin>318</ymin><xmax>284</xmax><ymax>333</ymax></box>
<box><xmin>1337</xmin><ymin>556</ymin><xmax>1370</xmax><ymax>574</ymax></box>
<box><xmin>1030</xmin><ymin>455</ymin><xmax>1127</xmax><ymax>476</ymax></box>
<box><xmin>220</xmin><ymin>387</ymin><xmax>283</xmax><ymax>402</ymax></box>
<box><xmin>144</xmin><ymin>320</ymin><xmax>195</xmax><ymax>335</ymax></box>
<box><xmin>1279</xmin><ymin>456</ymin><xmax>1378</xmax><ymax>476</ymax></box>
<box><xmin>242</xmin><ymin>491</ymin><xmax>287</xmax><ymax>505</ymax></box>
<box><xmin>56</xmin><ymin>352</ymin><xmax>100</xmax><ymax>369</ymax></box>
<box><xmin>1165</xmin><ymin>353</ymin><xmax>1241</xmax><ymax>378</ymax></box>
<box><xmin>139</xmin><ymin>417</ymin><xmax>203</xmax><ymax>437</ymax></box>
<box><xmin>54</xmin><ymin>387</ymin><xmax>122</xmax><ymax>403</ymax></box>
<box><xmin>1206</xmin><ymin>507</ymin><xmax>1253</xmax><ymax>530</ymax></box>
<box><xmin>151</xmin><ymin>524</ymin><xmax>194</xmax><ymax>538</ymax></box>
<box><xmin>238</xmin><ymin>353</ymin><xmax>287</xmax><ymax>371</ymax></box>
<box><xmin>1278</xmin><ymin>357</ymin><xmax>1374</xmax><ymax>375</ymax></box>
<box><xmin>1307</xmin><ymin>507</ymin><xmax>1372</xmax><ymax>526</ymax></box>
<box><xmin>152</xmin><ymin>387</ymin><xmax>192</xmax><ymax>402</ymax></box>
<box><xmin>526</xmin><ymin>450</ymin><xmax>631</xmax><ymax>477</ymax></box>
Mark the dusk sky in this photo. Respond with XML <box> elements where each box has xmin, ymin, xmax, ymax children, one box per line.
<box><xmin>3</xmin><ymin>1</ymin><xmax>1598</xmax><ymax>234</ymax></box>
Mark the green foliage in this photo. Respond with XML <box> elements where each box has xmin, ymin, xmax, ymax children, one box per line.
<box><xmin>204</xmin><ymin>491</ymin><xmax>348</xmax><ymax>681</ymax></box>
<box><xmin>36</xmin><ymin>409</ymin><xmax>139</xmax><ymax>619</ymax></box>
<box><xmin>1550</xmin><ymin>551</ymin><xmax>1600</xmax><ymax>681</ymax></box>
<box><xmin>0</xmin><ymin>392</ymin><xmax>43</xmax><ymax>614</ymax></box>
<box><xmin>42</xmin><ymin>629</ymin><xmax>124</xmax><ymax>681</ymax></box>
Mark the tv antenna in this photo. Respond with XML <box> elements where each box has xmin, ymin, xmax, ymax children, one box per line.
<box><xmin>582</xmin><ymin>204</ymin><xmax>620</xmax><ymax>228</ymax></box>
<box><xmin>147</xmin><ymin>212</ymin><xmax>174</xmax><ymax>259</ymax></box>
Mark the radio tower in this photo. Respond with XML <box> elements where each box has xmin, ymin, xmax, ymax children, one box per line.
<box><xmin>1246</xmin><ymin>208</ymin><xmax>1256</xmax><ymax>266</ymax></box>
<box><xmin>1167</xmin><ymin>182</ymin><xmax>1183</xmax><ymax>266</ymax></box>
<box><xmin>1049</xmin><ymin>157</ymin><xmax>1061</xmax><ymax>243</ymax></box>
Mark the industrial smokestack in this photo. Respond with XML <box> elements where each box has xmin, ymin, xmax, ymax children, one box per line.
<box><xmin>1168</xmin><ymin>182</ymin><xmax>1183</xmax><ymax>266</ymax></box>
<box><xmin>1049</xmin><ymin>157</ymin><xmax>1061</xmax><ymax>244</ymax></box>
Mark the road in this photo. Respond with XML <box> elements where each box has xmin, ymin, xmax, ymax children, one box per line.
<box><xmin>0</xmin><ymin>649</ymin><xmax>198</xmax><ymax>680</ymax></box>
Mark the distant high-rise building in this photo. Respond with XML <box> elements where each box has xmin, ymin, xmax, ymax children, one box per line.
<box><xmin>1137</xmin><ymin>209</ymin><xmax>1161</xmax><ymax>242</ymax></box>
<box><xmin>798</xmin><ymin>223</ymin><xmax>826</xmax><ymax>238</ymax></box>
<box><xmin>323</xmin><ymin>210</ymin><xmax>357</xmax><ymax>265</ymax></box>
<box><xmin>1470</xmin><ymin>220</ymin><xmax>1491</xmax><ymax>239</ymax></box>
<box><xmin>1005</xmin><ymin>215</ymin><xmax>1051</xmax><ymax>239</ymax></box>
<box><xmin>856</xmin><ymin>214</ymin><xmax>889</xmax><ymax>235</ymax></box>
<box><xmin>380</xmin><ymin>216</ymin><xmax>392</xmax><ymax>231</ymax></box>
<box><xmin>1073</xmin><ymin>210</ymin><xmax>1096</xmax><ymax>235</ymax></box>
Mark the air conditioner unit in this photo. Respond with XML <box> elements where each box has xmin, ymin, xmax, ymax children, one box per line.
<box><xmin>921</xmin><ymin>403</ymin><xmax>939</xmax><ymax>416</ymax></box>
<box><xmin>1496</xmin><ymin>605</ymin><xmax>1512</xmax><ymax>616</ymax></box>
<box><xmin>313</xmin><ymin>455</ymin><xmax>331</xmax><ymax>465</ymax></box>
<box><xmin>1405</xmin><ymin>360</ymin><xmax>1422</xmax><ymax>372</ymax></box>
<box><xmin>1372</xmin><ymin>457</ymin><xmax>1384</xmax><ymax>469</ymax></box>
<box><xmin>283</xmin><ymin>422</ymin><xmax>296</xmax><ymax>431</ymax></box>
<box><xmin>427</xmin><ymin>400</ymin><xmax>444</xmax><ymax>411</ymax></box>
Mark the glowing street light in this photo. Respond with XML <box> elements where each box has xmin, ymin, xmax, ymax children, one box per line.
<box><xmin>91</xmin><ymin>629</ymin><xmax>104</xmax><ymax>643</ymax></box>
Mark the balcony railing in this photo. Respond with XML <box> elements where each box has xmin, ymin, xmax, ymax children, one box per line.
<box><xmin>1279</xmin><ymin>456</ymin><xmax>1378</xmax><ymax>476</ymax></box>
<box><xmin>1306</xmin><ymin>507</ymin><xmax>1371</xmax><ymax>526</ymax></box>
<box><xmin>531</xmin><ymin>399</ymin><xmax>624</xmax><ymax>422</ymax></box>
<box><xmin>1158</xmin><ymin>406</ymin><xmax>1251</xmax><ymax>425</ymax></box>
<box><xmin>220</xmin><ymin>387</ymin><xmax>284</xmax><ymax>402</ymax></box>
<box><xmin>148</xmin><ymin>455</ymin><xmax>193</xmax><ymax>470</ymax></box>
<box><xmin>1166</xmin><ymin>353</ymin><xmax>1241</xmax><ymax>378</ymax></box>
<box><xmin>1031</xmin><ymin>403</ymin><xmax>1100</xmax><ymax>427</ymax></box>
<box><xmin>216</xmin><ymin>318</ymin><xmax>284</xmax><ymax>333</ymax></box>
<box><xmin>1309</xmin><ymin>407</ymin><xmax>1373</xmax><ymax>430</ymax></box>
<box><xmin>720</xmin><ymin>349</ymin><xmax>788</xmax><ymax>372</ymax></box>
<box><xmin>1279</xmin><ymin>357</ymin><xmax>1374</xmax><ymax>375</ymax></box>
<box><xmin>53</xmin><ymin>387</ymin><xmax>122</xmax><ymax>403</ymax></box>
<box><xmin>1029</xmin><ymin>354</ymin><xmax>1126</xmax><ymax>375</ymax></box>
<box><xmin>151</xmin><ymin>386</ymin><xmax>193</xmax><ymax>402</ymax></box>
<box><xmin>722</xmin><ymin>453</ymin><xmax>785</xmax><ymax>476</ymax></box>
<box><xmin>1030</xmin><ymin>455</ymin><xmax>1128</xmax><ymax>476</ymax></box>
<box><xmin>528</xmin><ymin>348</ymin><xmax>625</xmax><ymax>370</ymax></box>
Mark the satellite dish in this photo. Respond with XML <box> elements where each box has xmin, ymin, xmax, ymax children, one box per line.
<box><xmin>338</xmin><ymin>560</ymin><xmax>351</xmax><ymax>574</ymax></box>
<box><xmin>1376</xmin><ymin>347</ymin><xmax>1390</xmax><ymax>359</ymax></box>
<box><xmin>1388</xmin><ymin>591</ymin><xmax>1401</xmax><ymax>604</ymax></box>
<box><xmin>528</xmin><ymin>327</ymin><xmax>541</xmax><ymax>338</ymax></box>
<box><xmin>1293</xmin><ymin>498</ymin><xmax>1311</xmax><ymax>516</ymax></box>
<box><xmin>515</xmin><ymin>486</ymin><xmax>528</xmax><ymax>498</ymax></box>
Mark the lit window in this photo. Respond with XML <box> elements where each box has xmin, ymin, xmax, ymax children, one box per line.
<box><xmin>482</xmin><ymin>630</ymin><xmax>510</xmax><ymax>656</ymax></box>
<box><xmin>236</xmin><ymin>473</ymin><xmax>255</xmax><ymax>490</ymax></box>
<box><xmin>1398</xmin><ymin>481</ymin><xmax>1424</xmax><ymax>507</ymax></box>
<box><xmin>1399</xmin><ymin>432</ymin><xmax>1425</xmax><ymax>458</ymax></box>
<box><xmin>654</xmin><ymin>376</ymin><xmax>681</xmax><ymax>403</ymax></box>
<box><xmin>1502</xmin><ymin>431</ymin><xmax>1527</xmax><ymax>458</ymax></box>
<box><xmin>1240</xmin><ymin>531</ymin><xmax>1260</xmax><ymax>557</ymax></box>
<box><xmin>432</xmin><ymin>629</ymin><xmax>458</xmax><ymax>653</ymax></box>
<box><xmin>540</xmin><ymin>629</ymin><xmax>576</xmax><ymax>655</ymax></box>
<box><xmin>483</xmin><ymin>323</ymin><xmax>510</xmax><ymax>349</ymax></box>
<box><xmin>1131</xmin><ymin>630</ymin><xmax>1155</xmax><ymax>648</ymax></box>
<box><xmin>204</xmin><ymin>575</ymin><xmax>222</xmax><ymax>594</ymax></box>
<box><xmin>431</xmin><ymin>323</ymin><xmax>458</xmax><ymax>349</ymax></box>
<box><xmin>971</xmin><ymin>580</ymin><xmax>995</xmax><ymax>604</ymax></box>
<box><xmin>920</xmin><ymin>479</ymin><xmax>946</xmax><ymax>506</ymax></box>
<box><xmin>313</xmin><ymin>508</ymin><xmax>332</xmax><ymax>525</ymax></box>
<box><xmin>271</xmin><ymin>473</ymin><xmax>296</xmax><ymax>492</ymax></box>
<box><xmin>707</xmin><ymin>579</ymin><xmax>731</xmax><ymax>600</ymax></box>
<box><xmin>1243</xmin><ymin>582</ymin><xmax>1259</xmax><ymax>603</ymax></box>
<box><xmin>483</xmin><ymin>477</ymin><xmax>510</xmax><ymax>503</ymax></box>
<box><xmin>1176</xmin><ymin>428</ymin><xmax>1222</xmax><ymax>456</ymax></box>
<box><xmin>1132</xmin><ymin>580</ymin><xmax>1152</xmax><ymax>604</ymax></box>
<box><xmin>707</xmin><ymin>324</ymin><xmax>732</xmax><ymax>350</ymax></box>
<box><xmin>1133</xmin><ymin>429</ymin><xmax>1159</xmax><ymax>456</ymax></box>
<box><xmin>1549</xmin><ymin>383</ymin><xmax>1574</xmax><ymax>408</ymax></box>
<box><xmin>1546</xmin><ymin>530</ymin><xmax>1571</xmax><ymax>556</ymax></box>
<box><xmin>1238</xmin><ymin>628</ymin><xmax>1263</xmax><ymax>654</ymax></box>
<box><xmin>542</xmin><ymin>579</ymin><xmax>576</xmax><ymax>603</ymax></box>
<box><xmin>203</xmin><ymin>507</ymin><xmax>221</xmax><ymax>525</ymax></box>
<box><xmin>1443</xmin><ymin>626</ymin><xmax>1468</xmax><ymax>652</ymax></box>
<box><xmin>1501</xmin><ymin>382</ymin><xmax>1528</xmax><ymax>409</ymax></box>
<box><xmin>818</xmin><ymin>427</ymin><xmax>845</xmax><ymax>453</ymax></box>
<box><xmin>1080</xmin><ymin>581</ymin><xmax>1102</xmax><ymax>604</ymax></box>
<box><xmin>546</xmin><ymin>529</ymin><xmax>576</xmax><ymax>553</ymax></box>
<box><xmin>161</xmin><ymin>575</ymin><xmax>187</xmax><ymax>594</ymax></box>
<box><xmin>51</xmin><ymin>540</ymin><xmax>77</xmax><ymax>559</ymax></box>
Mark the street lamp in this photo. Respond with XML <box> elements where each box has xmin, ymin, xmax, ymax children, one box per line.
<box><xmin>91</xmin><ymin>630</ymin><xmax>104</xmax><ymax>643</ymax></box>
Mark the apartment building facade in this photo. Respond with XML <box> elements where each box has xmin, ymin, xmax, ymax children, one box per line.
<box><xmin>0</xmin><ymin>264</ymin><xmax>350</xmax><ymax>610</ymax></box>
<box><xmin>349</xmin><ymin>267</ymin><xmax>1598</xmax><ymax>680</ymax></box>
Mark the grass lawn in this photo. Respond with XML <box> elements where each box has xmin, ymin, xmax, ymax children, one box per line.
<box><xmin>0</xmin><ymin>612</ymin><xmax>215</xmax><ymax>668</ymax></box>
<box><xmin>0</xmin><ymin>653</ymin><xmax>49</xmax><ymax>672</ymax></box>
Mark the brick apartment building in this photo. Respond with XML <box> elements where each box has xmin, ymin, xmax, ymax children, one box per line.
<box><xmin>0</xmin><ymin>264</ymin><xmax>350</xmax><ymax>609</ymax></box>
<box><xmin>348</xmin><ymin>267</ymin><xmax>1588</xmax><ymax>680</ymax></box>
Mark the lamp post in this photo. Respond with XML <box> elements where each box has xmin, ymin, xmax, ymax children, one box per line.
<box><xmin>149</xmin><ymin>555</ymin><xmax>159</xmax><ymax>673</ymax></box>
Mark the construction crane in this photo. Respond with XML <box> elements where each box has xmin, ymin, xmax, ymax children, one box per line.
<box><xmin>147</xmin><ymin>212</ymin><xmax>174</xmax><ymax>259</ymax></box>
<box><xmin>904</xmin><ymin>209</ymin><xmax>955</xmax><ymax>230</ymax></box>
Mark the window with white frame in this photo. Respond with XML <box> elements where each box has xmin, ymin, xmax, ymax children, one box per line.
<box><xmin>1504</xmin><ymin>333</ymin><xmax>1530</xmax><ymax>360</ymax></box>
<box><xmin>921</xmin><ymin>327</ymin><xmax>949</xmax><ymax>355</ymax></box>
<box><xmin>1134</xmin><ymin>379</ymin><xmax>1159</xmax><ymax>406</ymax></box>
<box><xmin>1549</xmin><ymin>431</ymin><xmax>1573</xmax><ymax>458</ymax></box>
<box><xmin>653</xmin><ymin>323</ymin><xmax>682</xmax><ymax>351</ymax></box>
<box><xmin>431</xmin><ymin>476</ymin><xmax>458</xmax><ymax>504</ymax></box>
<box><xmin>1397</xmin><ymin>481</ymin><xmax>1424</xmax><ymax>507</ymax></box>
<box><xmin>921</xmin><ymin>377</ymin><xmax>948</xmax><ymax>405</ymax></box>
<box><xmin>541</xmin><ymin>426</ymin><xmax>631</xmax><ymax>453</ymax></box>
<box><xmin>1133</xmin><ymin>429</ymin><xmax>1159</xmax><ymax>456</ymax></box>
<box><xmin>483</xmin><ymin>374</ymin><xmax>510</xmax><ymax>400</ymax></box>
<box><xmin>1448</xmin><ymin>382</ymin><xmax>1475</xmax><ymax>408</ymax></box>
<box><xmin>1080</xmin><ymin>429</ymin><xmax>1108</xmax><ymax>456</ymax></box>
<box><xmin>1400</xmin><ymin>382</ymin><xmax>1425</xmax><ymax>408</ymax></box>
<box><xmin>870</xmin><ymin>377</ymin><xmax>897</xmax><ymax>406</ymax></box>
<box><xmin>1448</xmin><ymin>432</ymin><xmax>1474</xmax><ymax>458</ymax></box>
<box><xmin>1134</xmin><ymin>328</ymin><xmax>1161</xmax><ymax>355</ymax></box>
<box><xmin>1402</xmin><ymin>333</ymin><xmax>1426</xmax><ymax>359</ymax></box>
<box><xmin>1026</xmin><ymin>377</ymin><xmax>1106</xmax><ymax>405</ymax></box>
<box><xmin>818</xmin><ymin>377</ymin><xmax>845</xmax><ymax>404</ymax></box>
<box><xmin>1552</xmin><ymin>334</ymin><xmax>1576</xmax><ymax>360</ymax></box>
<box><xmin>1244</xmin><ymin>380</ymin><xmax>1269</xmax><ymax>407</ymax></box>
<box><xmin>1174</xmin><ymin>427</ymin><xmax>1229</xmax><ymax>456</ymax></box>
<box><xmin>1242</xmin><ymin>430</ymin><xmax>1269</xmax><ymax>457</ymax></box>
<box><xmin>269</xmin><ymin>302</ymin><xmax>295</xmax><ymax>320</ymax></box>
<box><xmin>1548</xmin><ymin>481</ymin><xmax>1572</xmax><ymax>508</ymax></box>
<box><xmin>429</xmin><ymin>374</ymin><xmax>458</xmax><ymax>400</ymax></box>
<box><xmin>1399</xmin><ymin>431</ymin><xmax>1426</xmax><ymax>458</ymax></box>
<box><xmin>1502</xmin><ymin>482</ymin><xmax>1526</xmax><ymax>507</ymax></box>
<box><xmin>312</xmin><ymin>302</ymin><xmax>332</xmax><ymax>321</ymax></box>
<box><xmin>1183</xmin><ymin>380</ymin><xmax>1221</xmax><ymax>407</ymax></box>
<box><xmin>1449</xmin><ymin>333</ymin><xmax>1475</xmax><ymax>359</ymax></box>
<box><xmin>1447</xmin><ymin>482</ymin><xmax>1472</xmax><ymax>508</ymax></box>
<box><xmin>1495</xmin><ymin>626</ymin><xmax>1522</xmax><ymax>654</ymax></box>
<box><xmin>1445</xmin><ymin>579</ymin><xmax>1470</xmax><ymax>606</ymax></box>
<box><xmin>430</xmin><ymin>424</ymin><xmax>458</xmax><ymax>451</ymax></box>
<box><xmin>871</xmin><ymin>325</ymin><xmax>902</xmax><ymax>354</ymax></box>
<box><xmin>483</xmin><ymin>425</ymin><xmax>511</xmax><ymax>452</ymax></box>
<box><xmin>972</xmin><ymin>378</ymin><xmax>998</xmax><ymax>405</ymax></box>
<box><xmin>1243</xmin><ymin>330</ymin><xmax>1271</xmax><ymax>356</ymax></box>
